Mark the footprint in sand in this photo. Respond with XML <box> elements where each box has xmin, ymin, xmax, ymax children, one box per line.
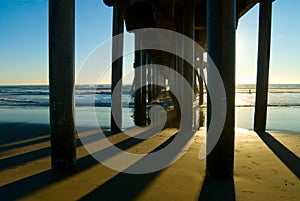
<box><xmin>255</xmin><ymin>175</ymin><xmax>262</xmax><ymax>180</ymax></box>
<box><xmin>242</xmin><ymin>165</ymin><xmax>252</xmax><ymax>170</ymax></box>
<box><xmin>289</xmin><ymin>182</ymin><xmax>295</xmax><ymax>186</ymax></box>
<box><xmin>242</xmin><ymin>190</ymin><xmax>255</xmax><ymax>194</ymax></box>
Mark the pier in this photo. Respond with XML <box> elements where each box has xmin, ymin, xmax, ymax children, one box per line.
<box><xmin>2</xmin><ymin>0</ymin><xmax>299</xmax><ymax>201</ymax></box>
<box><xmin>49</xmin><ymin>0</ymin><xmax>274</xmax><ymax>178</ymax></box>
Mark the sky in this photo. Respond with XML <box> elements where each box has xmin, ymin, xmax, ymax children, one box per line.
<box><xmin>0</xmin><ymin>0</ymin><xmax>299</xmax><ymax>85</ymax></box>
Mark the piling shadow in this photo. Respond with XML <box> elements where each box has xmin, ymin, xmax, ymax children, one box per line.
<box><xmin>79</xmin><ymin>133</ymin><xmax>178</xmax><ymax>201</ymax></box>
<box><xmin>0</xmin><ymin>127</ymin><xmax>117</xmax><ymax>171</ymax></box>
<box><xmin>198</xmin><ymin>177</ymin><xmax>236</xmax><ymax>201</ymax></box>
<box><xmin>0</xmin><ymin>147</ymin><xmax>50</xmax><ymax>170</ymax></box>
<box><xmin>0</xmin><ymin>135</ymin><xmax>50</xmax><ymax>152</ymax></box>
<box><xmin>79</xmin><ymin>172</ymin><xmax>160</xmax><ymax>201</ymax></box>
<box><xmin>0</xmin><ymin>125</ymin><xmax>179</xmax><ymax>201</ymax></box>
<box><xmin>0</xmin><ymin>123</ymin><xmax>50</xmax><ymax>145</ymax></box>
<box><xmin>258</xmin><ymin>132</ymin><xmax>300</xmax><ymax>178</ymax></box>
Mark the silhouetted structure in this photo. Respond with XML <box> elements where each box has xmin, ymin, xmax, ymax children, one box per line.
<box><xmin>254</xmin><ymin>0</ymin><xmax>273</xmax><ymax>133</ymax></box>
<box><xmin>49</xmin><ymin>0</ymin><xmax>76</xmax><ymax>171</ymax></box>
<box><xmin>49</xmin><ymin>0</ymin><xmax>274</xmax><ymax>181</ymax></box>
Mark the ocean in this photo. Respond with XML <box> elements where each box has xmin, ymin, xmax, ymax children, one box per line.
<box><xmin>0</xmin><ymin>85</ymin><xmax>133</xmax><ymax>108</ymax></box>
<box><xmin>0</xmin><ymin>84</ymin><xmax>300</xmax><ymax>132</ymax></box>
<box><xmin>1</xmin><ymin>84</ymin><xmax>300</xmax><ymax>107</ymax></box>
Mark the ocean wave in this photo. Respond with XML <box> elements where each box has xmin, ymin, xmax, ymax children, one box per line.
<box><xmin>1</xmin><ymin>90</ymin><xmax>132</xmax><ymax>96</ymax></box>
<box><xmin>0</xmin><ymin>101</ymin><xmax>135</xmax><ymax>108</ymax></box>
<box><xmin>269</xmin><ymin>91</ymin><xmax>300</xmax><ymax>94</ymax></box>
<box><xmin>4</xmin><ymin>91</ymin><xmax>49</xmax><ymax>96</ymax></box>
<box><xmin>0</xmin><ymin>97</ymin><xmax>39</xmax><ymax>104</ymax></box>
<box><xmin>1</xmin><ymin>101</ymin><xmax>300</xmax><ymax>108</ymax></box>
<box><xmin>1</xmin><ymin>85</ymin><xmax>300</xmax><ymax>108</ymax></box>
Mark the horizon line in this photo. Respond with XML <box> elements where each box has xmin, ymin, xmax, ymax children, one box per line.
<box><xmin>1</xmin><ymin>83</ymin><xmax>300</xmax><ymax>86</ymax></box>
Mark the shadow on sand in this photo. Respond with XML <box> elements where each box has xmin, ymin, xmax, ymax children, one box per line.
<box><xmin>258</xmin><ymin>132</ymin><xmax>300</xmax><ymax>178</ymax></box>
<box><xmin>0</xmin><ymin>123</ymin><xmax>50</xmax><ymax>145</ymax></box>
<box><xmin>198</xmin><ymin>177</ymin><xmax>235</xmax><ymax>201</ymax></box>
<box><xmin>1</xmin><ymin>122</ymin><xmax>238</xmax><ymax>201</ymax></box>
<box><xmin>0</xmin><ymin>123</ymin><xmax>179</xmax><ymax>201</ymax></box>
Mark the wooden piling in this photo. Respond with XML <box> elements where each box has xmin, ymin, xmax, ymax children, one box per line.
<box><xmin>254</xmin><ymin>0</ymin><xmax>273</xmax><ymax>134</ymax></box>
<box><xmin>49</xmin><ymin>0</ymin><xmax>76</xmax><ymax>171</ymax></box>
<box><xmin>174</xmin><ymin>32</ymin><xmax>183</xmax><ymax>126</ymax></box>
<box><xmin>206</xmin><ymin>0</ymin><xmax>236</xmax><ymax>179</ymax></box>
<box><xmin>111</xmin><ymin>2</ymin><xmax>124</xmax><ymax>132</ymax></box>
<box><xmin>182</xmin><ymin>0</ymin><xmax>195</xmax><ymax>131</ymax></box>
<box><xmin>147</xmin><ymin>52</ymin><xmax>152</xmax><ymax>103</ymax></box>
<box><xmin>141</xmin><ymin>50</ymin><xmax>147</xmax><ymax>124</ymax></box>
<box><xmin>198</xmin><ymin>52</ymin><xmax>204</xmax><ymax>106</ymax></box>
<box><xmin>134</xmin><ymin>34</ymin><xmax>147</xmax><ymax>126</ymax></box>
<box><xmin>196</xmin><ymin>51</ymin><xmax>204</xmax><ymax>127</ymax></box>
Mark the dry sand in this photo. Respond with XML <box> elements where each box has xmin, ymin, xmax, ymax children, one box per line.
<box><xmin>268</xmin><ymin>130</ymin><xmax>300</xmax><ymax>157</ymax></box>
<box><xmin>0</xmin><ymin>123</ymin><xmax>299</xmax><ymax>201</ymax></box>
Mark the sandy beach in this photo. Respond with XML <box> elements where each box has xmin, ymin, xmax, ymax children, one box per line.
<box><xmin>0</xmin><ymin>118</ymin><xmax>299</xmax><ymax>200</ymax></box>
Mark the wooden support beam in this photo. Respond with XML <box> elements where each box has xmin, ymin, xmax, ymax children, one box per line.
<box><xmin>199</xmin><ymin>77</ymin><xmax>204</xmax><ymax>105</ymax></box>
<box><xmin>134</xmin><ymin>34</ymin><xmax>147</xmax><ymax>126</ymax></box>
<box><xmin>49</xmin><ymin>0</ymin><xmax>76</xmax><ymax>171</ymax></box>
<box><xmin>206</xmin><ymin>0</ymin><xmax>236</xmax><ymax>179</ymax></box>
<box><xmin>198</xmin><ymin>52</ymin><xmax>204</xmax><ymax>106</ymax></box>
<box><xmin>134</xmin><ymin>51</ymin><xmax>141</xmax><ymax>126</ymax></box>
<box><xmin>141</xmin><ymin>50</ymin><xmax>147</xmax><ymax>124</ymax></box>
<box><xmin>254</xmin><ymin>0</ymin><xmax>273</xmax><ymax>134</ymax></box>
<box><xmin>198</xmin><ymin>71</ymin><xmax>204</xmax><ymax>127</ymax></box>
<box><xmin>196</xmin><ymin>50</ymin><xmax>204</xmax><ymax>128</ymax></box>
<box><xmin>182</xmin><ymin>0</ymin><xmax>195</xmax><ymax>131</ymax></box>
<box><xmin>111</xmin><ymin>2</ymin><xmax>124</xmax><ymax>132</ymax></box>
<box><xmin>147</xmin><ymin>52</ymin><xmax>152</xmax><ymax>103</ymax></box>
<box><xmin>174</xmin><ymin>34</ymin><xmax>183</xmax><ymax>126</ymax></box>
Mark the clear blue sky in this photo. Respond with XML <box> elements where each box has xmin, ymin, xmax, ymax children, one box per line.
<box><xmin>0</xmin><ymin>0</ymin><xmax>299</xmax><ymax>85</ymax></box>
